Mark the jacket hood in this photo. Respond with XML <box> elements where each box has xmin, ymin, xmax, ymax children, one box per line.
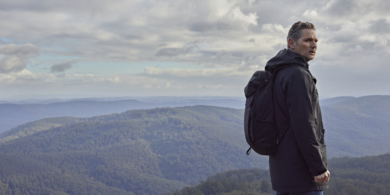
<box><xmin>265</xmin><ymin>49</ymin><xmax>308</xmax><ymax>73</ymax></box>
<box><xmin>244</xmin><ymin>49</ymin><xmax>310</xmax><ymax>98</ymax></box>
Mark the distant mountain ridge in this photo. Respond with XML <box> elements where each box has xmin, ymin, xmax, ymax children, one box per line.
<box><xmin>319</xmin><ymin>96</ymin><xmax>356</xmax><ymax>106</ymax></box>
<box><xmin>0</xmin><ymin>95</ymin><xmax>367</xmax><ymax>134</ymax></box>
<box><xmin>0</xmin><ymin>98</ymin><xmax>245</xmax><ymax>133</ymax></box>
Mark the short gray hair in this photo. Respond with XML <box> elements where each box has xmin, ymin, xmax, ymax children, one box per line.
<box><xmin>287</xmin><ymin>21</ymin><xmax>316</xmax><ymax>48</ymax></box>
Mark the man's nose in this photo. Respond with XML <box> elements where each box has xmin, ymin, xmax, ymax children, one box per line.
<box><xmin>311</xmin><ymin>41</ymin><xmax>317</xmax><ymax>48</ymax></box>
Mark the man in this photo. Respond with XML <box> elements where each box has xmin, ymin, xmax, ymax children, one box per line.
<box><xmin>265</xmin><ymin>21</ymin><xmax>330</xmax><ymax>195</ymax></box>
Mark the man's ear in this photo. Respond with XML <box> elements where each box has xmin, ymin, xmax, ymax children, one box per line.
<box><xmin>288</xmin><ymin>38</ymin><xmax>295</xmax><ymax>50</ymax></box>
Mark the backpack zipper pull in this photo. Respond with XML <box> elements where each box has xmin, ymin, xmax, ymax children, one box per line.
<box><xmin>246</xmin><ymin>147</ymin><xmax>252</xmax><ymax>155</ymax></box>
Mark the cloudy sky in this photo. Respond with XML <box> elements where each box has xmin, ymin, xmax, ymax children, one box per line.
<box><xmin>0</xmin><ymin>0</ymin><xmax>389</xmax><ymax>100</ymax></box>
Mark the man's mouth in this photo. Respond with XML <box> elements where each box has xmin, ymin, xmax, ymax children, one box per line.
<box><xmin>309</xmin><ymin>51</ymin><xmax>316</xmax><ymax>55</ymax></box>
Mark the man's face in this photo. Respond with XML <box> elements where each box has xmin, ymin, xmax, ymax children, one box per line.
<box><xmin>289</xmin><ymin>29</ymin><xmax>318</xmax><ymax>62</ymax></box>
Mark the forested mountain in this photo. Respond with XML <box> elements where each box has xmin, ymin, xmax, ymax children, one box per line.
<box><xmin>0</xmin><ymin>96</ymin><xmax>390</xmax><ymax>194</ymax></box>
<box><xmin>168</xmin><ymin>154</ymin><xmax>390</xmax><ymax>195</ymax></box>
<box><xmin>0</xmin><ymin>106</ymin><xmax>266</xmax><ymax>195</ymax></box>
<box><xmin>322</xmin><ymin>95</ymin><xmax>390</xmax><ymax>157</ymax></box>
<box><xmin>3</xmin><ymin>95</ymin><xmax>390</xmax><ymax>158</ymax></box>
<box><xmin>0</xmin><ymin>98</ymin><xmax>245</xmax><ymax>133</ymax></box>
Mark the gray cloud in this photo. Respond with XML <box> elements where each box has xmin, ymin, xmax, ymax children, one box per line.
<box><xmin>189</xmin><ymin>22</ymin><xmax>232</xmax><ymax>32</ymax></box>
<box><xmin>325</xmin><ymin>0</ymin><xmax>357</xmax><ymax>16</ymax></box>
<box><xmin>329</xmin><ymin>32</ymin><xmax>359</xmax><ymax>43</ymax></box>
<box><xmin>1</xmin><ymin>0</ymin><xmax>390</xmax><ymax>98</ymax></box>
<box><xmin>0</xmin><ymin>0</ymin><xmax>116</xmax><ymax>13</ymax></box>
<box><xmin>51</xmin><ymin>60</ymin><xmax>77</xmax><ymax>73</ymax></box>
<box><xmin>215</xmin><ymin>51</ymin><xmax>232</xmax><ymax>60</ymax></box>
<box><xmin>0</xmin><ymin>43</ymin><xmax>39</xmax><ymax>73</ymax></box>
<box><xmin>156</xmin><ymin>45</ymin><xmax>198</xmax><ymax>57</ymax></box>
<box><xmin>238</xmin><ymin>52</ymin><xmax>268</xmax><ymax>71</ymax></box>
<box><xmin>0</xmin><ymin>0</ymin><xmax>260</xmax><ymax>63</ymax></box>
<box><xmin>370</xmin><ymin>19</ymin><xmax>390</xmax><ymax>33</ymax></box>
<box><xmin>322</xmin><ymin>0</ymin><xmax>390</xmax><ymax>18</ymax></box>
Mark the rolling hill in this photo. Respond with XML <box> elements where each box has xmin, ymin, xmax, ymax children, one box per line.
<box><xmin>0</xmin><ymin>106</ymin><xmax>266</xmax><ymax>195</ymax></box>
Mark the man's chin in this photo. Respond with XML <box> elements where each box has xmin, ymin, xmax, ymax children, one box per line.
<box><xmin>305</xmin><ymin>56</ymin><xmax>315</xmax><ymax>62</ymax></box>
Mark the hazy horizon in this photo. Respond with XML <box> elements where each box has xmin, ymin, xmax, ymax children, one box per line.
<box><xmin>0</xmin><ymin>94</ymin><xmax>374</xmax><ymax>104</ymax></box>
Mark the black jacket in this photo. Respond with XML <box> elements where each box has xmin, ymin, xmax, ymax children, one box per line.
<box><xmin>266</xmin><ymin>49</ymin><xmax>328</xmax><ymax>193</ymax></box>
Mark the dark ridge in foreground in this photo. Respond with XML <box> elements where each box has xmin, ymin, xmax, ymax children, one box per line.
<box><xmin>168</xmin><ymin>154</ymin><xmax>390</xmax><ymax>195</ymax></box>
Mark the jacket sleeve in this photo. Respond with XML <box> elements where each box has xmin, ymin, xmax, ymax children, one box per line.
<box><xmin>283</xmin><ymin>67</ymin><xmax>327</xmax><ymax>176</ymax></box>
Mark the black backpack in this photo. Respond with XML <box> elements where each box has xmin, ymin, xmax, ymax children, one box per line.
<box><xmin>244</xmin><ymin>67</ymin><xmax>287</xmax><ymax>155</ymax></box>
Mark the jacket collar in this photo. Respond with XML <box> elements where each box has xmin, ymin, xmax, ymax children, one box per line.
<box><xmin>265</xmin><ymin>49</ymin><xmax>309</xmax><ymax>72</ymax></box>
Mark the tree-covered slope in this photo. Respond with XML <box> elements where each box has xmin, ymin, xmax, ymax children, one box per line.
<box><xmin>0</xmin><ymin>117</ymin><xmax>81</xmax><ymax>142</ymax></box>
<box><xmin>322</xmin><ymin>95</ymin><xmax>390</xmax><ymax>157</ymax></box>
<box><xmin>169</xmin><ymin>154</ymin><xmax>390</xmax><ymax>195</ymax></box>
<box><xmin>0</xmin><ymin>106</ymin><xmax>266</xmax><ymax>195</ymax></box>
